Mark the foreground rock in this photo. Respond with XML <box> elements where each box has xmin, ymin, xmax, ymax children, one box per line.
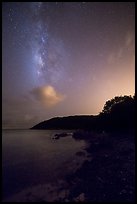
<box><xmin>52</xmin><ymin>132</ymin><xmax>73</xmax><ymax>140</ymax></box>
<box><xmin>50</xmin><ymin>130</ymin><xmax>135</xmax><ymax>202</ymax></box>
<box><xmin>66</xmin><ymin>130</ymin><xmax>135</xmax><ymax>202</ymax></box>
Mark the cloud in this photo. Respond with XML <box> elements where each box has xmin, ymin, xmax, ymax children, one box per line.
<box><xmin>125</xmin><ymin>32</ymin><xmax>133</xmax><ymax>47</ymax></box>
<box><xmin>107</xmin><ymin>32</ymin><xmax>134</xmax><ymax>66</ymax></box>
<box><xmin>2</xmin><ymin>87</ymin><xmax>65</xmax><ymax>129</ymax></box>
<box><xmin>108</xmin><ymin>47</ymin><xmax>124</xmax><ymax>64</ymax></box>
<box><xmin>30</xmin><ymin>85</ymin><xmax>65</xmax><ymax>107</ymax></box>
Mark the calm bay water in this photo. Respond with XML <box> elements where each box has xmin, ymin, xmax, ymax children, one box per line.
<box><xmin>2</xmin><ymin>129</ymin><xmax>87</xmax><ymax>201</ymax></box>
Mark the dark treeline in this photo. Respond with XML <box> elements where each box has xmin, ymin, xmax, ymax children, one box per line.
<box><xmin>31</xmin><ymin>95</ymin><xmax>135</xmax><ymax>132</ymax></box>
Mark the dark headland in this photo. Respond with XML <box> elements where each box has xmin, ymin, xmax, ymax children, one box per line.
<box><xmin>30</xmin><ymin>95</ymin><xmax>135</xmax><ymax>202</ymax></box>
<box><xmin>31</xmin><ymin>95</ymin><xmax>135</xmax><ymax>132</ymax></box>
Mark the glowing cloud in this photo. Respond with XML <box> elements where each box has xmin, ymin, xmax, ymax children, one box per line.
<box><xmin>31</xmin><ymin>85</ymin><xmax>65</xmax><ymax>107</ymax></box>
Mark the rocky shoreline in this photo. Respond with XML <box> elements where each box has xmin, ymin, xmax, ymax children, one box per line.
<box><xmin>45</xmin><ymin>130</ymin><xmax>134</xmax><ymax>202</ymax></box>
<box><xmin>66</xmin><ymin>130</ymin><xmax>135</xmax><ymax>202</ymax></box>
<box><xmin>51</xmin><ymin>129</ymin><xmax>135</xmax><ymax>202</ymax></box>
<box><xmin>4</xmin><ymin>130</ymin><xmax>135</xmax><ymax>202</ymax></box>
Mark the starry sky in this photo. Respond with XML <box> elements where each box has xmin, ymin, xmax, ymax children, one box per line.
<box><xmin>2</xmin><ymin>2</ymin><xmax>135</xmax><ymax>129</ymax></box>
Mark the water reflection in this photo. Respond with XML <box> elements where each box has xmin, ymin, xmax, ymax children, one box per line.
<box><xmin>2</xmin><ymin>130</ymin><xmax>87</xmax><ymax>201</ymax></box>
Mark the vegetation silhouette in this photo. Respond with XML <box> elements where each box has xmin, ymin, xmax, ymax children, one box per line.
<box><xmin>30</xmin><ymin>95</ymin><xmax>135</xmax><ymax>202</ymax></box>
<box><xmin>31</xmin><ymin>95</ymin><xmax>135</xmax><ymax>132</ymax></box>
<box><xmin>66</xmin><ymin>95</ymin><xmax>135</xmax><ymax>202</ymax></box>
<box><xmin>98</xmin><ymin>95</ymin><xmax>135</xmax><ymax>131</ymax></box>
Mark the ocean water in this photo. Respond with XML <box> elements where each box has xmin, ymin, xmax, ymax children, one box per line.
<box><xmin>2</xmin><ymin>129</ymin><xmax>87</xmax><ymax>201</ymax></box>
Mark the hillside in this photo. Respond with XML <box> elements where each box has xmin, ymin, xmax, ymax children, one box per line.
<box><xmin>31</xmin><ymin>95</ymin><xmax>135</xmax><ymax>131</ymax></box>
<box><xmin>31</xmin><ymin>115</ymin><xmax>96</xmax><ymax>130</ymax></box>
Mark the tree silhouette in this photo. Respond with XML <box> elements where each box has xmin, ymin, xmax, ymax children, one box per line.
<box><xmin>31</xmin><ymin>95</ymin><xmax>135</xmax><ymax>131</ymax></box>
<box><xmin>100</xmin><ymin>95</ymin><xmax>135</xmax><ymax>131</ymax></box>
<box><xmin>101</xmin><ymin>95</ymin><xmax>134</xmax><ymax>114</ymax></box>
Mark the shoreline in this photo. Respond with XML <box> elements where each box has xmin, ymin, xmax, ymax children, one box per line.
<box><xmin>3</xmin><ymin>129</ymin><xmax>135</xmax><ymax>202</ymax></box>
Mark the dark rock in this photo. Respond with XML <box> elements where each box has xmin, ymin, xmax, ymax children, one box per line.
<box><xmin>75</xmin><ymin>151</ymin><xmax>86</xmax><ymax>157</ymax></box>
<box><xmin>52</xmin><ymin>132</ymin><xmax>72</xmax><ymax>140</ymax></box>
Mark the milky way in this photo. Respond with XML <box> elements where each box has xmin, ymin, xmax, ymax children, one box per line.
<box><xmin>30</xmin><ymin>2</ymin><xmax>70</xmax><ymax>86</ymax></box>
<box><xmin>2</xmin><ymin>2</ymin><xmax>135</xmax><ymax>128</ymax></box>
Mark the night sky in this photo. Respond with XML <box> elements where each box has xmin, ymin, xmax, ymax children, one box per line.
<box><xmin>2</xmin><ymin>2</ymin><xmax>135</xmax><ymax>129</ymax></box>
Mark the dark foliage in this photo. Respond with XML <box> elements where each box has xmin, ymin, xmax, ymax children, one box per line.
<box><xmin>99</xmin><ymin>95</ymin><xmax>135</xmax><ymax>131</ymax></box>
<box><xmin>31</xmin><ymin>95</ymin><xmax>135</xmax><ymax>132</ymax></box>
